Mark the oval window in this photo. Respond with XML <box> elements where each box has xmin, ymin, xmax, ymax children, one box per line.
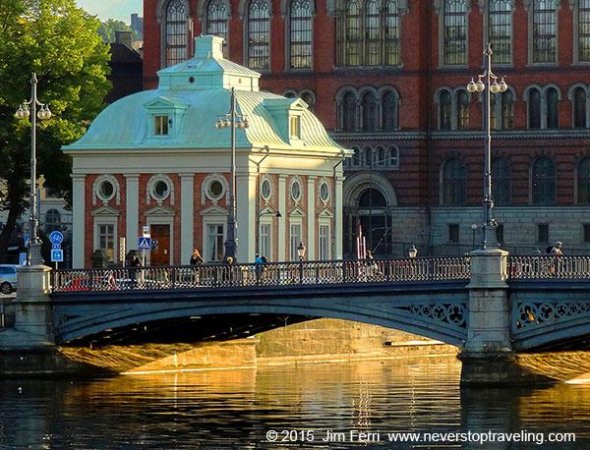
<box><xmin>208</xmin><ymin>180</ymin><xmax>224</xmax><ymax>199</ymax></box>
<box><xmin>261</xmin><ymin>179</ymin><xmax>271</xmax><ymax>200</ymax></box>
<box><xmin>291</xmin><ymin>180</ymin><xmax>302</xmax><ymax>201</ymax></box>
<box><xmin>320</xmin><ymin>182</ymin><xmax>330</xmax><ymax>202</ymax></box>
<box><xmin>99</xmin><ymin>180</ymin><xmax>114</xmax><ymax>200</ymax></box>
<box><xmin>153</xmin><ymin>180</ymin><xmax>169</xmax><ymax>199</ymax></box>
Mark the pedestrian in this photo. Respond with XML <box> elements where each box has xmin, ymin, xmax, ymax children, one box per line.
<box><xmin>129</xmin><ymin>254</ymin><xmax>141</xmax><ymax>288</ymax></box>
<box><xmin>550</xmin><ymin>241</ymin><xmax>563</xmax><ymax>256</ymax></box>
<box><xmin>190</xmin><ymin>248</ymin><xmax>203</xmax><ymax>284</ymax></box>
<box><xmin>255</xmin><ymin>253</ymin><xmax>264</xmax><ymax>283</ymax></box>
<box><xmin>549</xmin><ymin>241</ymin><xmax>563</xmax><ymax>276</ymax></box>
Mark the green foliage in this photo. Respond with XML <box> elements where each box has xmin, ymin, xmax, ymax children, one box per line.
<box><xmin>99</xmin><ymin>19</ymin><xmax>133</xmax><ymax>43</ymax></box>
<box><xmin>0</xmin><ymin>0</ymin><xmax>111</xmax><ymax>259</ymax></box>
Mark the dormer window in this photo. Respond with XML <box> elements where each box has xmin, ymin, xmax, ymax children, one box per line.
<box><xmin>290</xmin><ymin>116</ymin><xmax>301</xmax><ymax>139</ymax></box>
<box><xmin>155</xmin><ymin>115</ymin><xmax>169</xmax><ymax>135</ymax></box>
<box><xmin>144</xmin><ymin>96</ymin><xmax>188</xmax><ymax>140</ymax></box>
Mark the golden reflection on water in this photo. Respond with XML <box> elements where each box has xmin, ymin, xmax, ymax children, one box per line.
<box><xmin>5</xmin><ymin>356</ymin><xmax>590</xmax><ymax>448</ymax></box>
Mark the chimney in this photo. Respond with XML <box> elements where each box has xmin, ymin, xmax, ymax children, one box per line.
<box><xmin>115</xmin><ymin>31</ymin><xmax>132</xmax><ymax>48</ymax></box>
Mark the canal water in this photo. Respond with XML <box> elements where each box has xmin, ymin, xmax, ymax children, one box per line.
<box><xmin>1</xmin><ymin>356</ymin><xmax>589</xmax><ymax>449</ymax></box>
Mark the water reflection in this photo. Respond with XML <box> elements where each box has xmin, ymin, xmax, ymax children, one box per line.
<box><xmin>1</xmin><ymin>356</ymin><xmax>589</xmax><ymax>449</ymax></box>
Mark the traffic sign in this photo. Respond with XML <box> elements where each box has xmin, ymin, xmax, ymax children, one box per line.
<box><xmin>51</xmin><ymin>249</ymin><xmax>64</xmax><ymax>262</ymax></box>
<box><xmin>138</xmin><ymin>237</ymin><xmax>152</xmax><ymax>250</ymax></box>
<box><xmin>49</xmin><ymin>230</ymin><xmax>64</xmax><ymax>246</ymax></box>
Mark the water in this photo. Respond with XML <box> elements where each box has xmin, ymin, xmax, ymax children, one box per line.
<box><xmin>1</xmin><ymin>356</ymin><xmax>589</xmax><ymax>449</ymax></box>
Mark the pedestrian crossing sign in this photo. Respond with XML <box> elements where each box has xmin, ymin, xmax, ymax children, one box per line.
<box><xmin>138</xmin><ymin>237</ymin><xmax>152</xmax><ymax>250</ymax></box>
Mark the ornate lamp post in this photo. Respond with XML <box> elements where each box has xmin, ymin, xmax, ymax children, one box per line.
<box><xmin>297</xmin><ymin>241</ymin><xmax>306</xmax><ymax>283</ymax></box>
<box><xmin>408</xmin><ymin>245</ymin><xmax>417</xmax><ymax>258</ymax></box>
<box><xmin>15</xmin><ymin>73</ymin><xmax>52</xmax><ymax>265</ymax></box>
<box><xmin>467</xmin><ymin>44</ymin><xmax>507</xmax><ymax>250</ymax></box>
<box><xmin>215</xmin><ymin>87</ymin><xmax>248</xmax><ymax>262</ymax></box>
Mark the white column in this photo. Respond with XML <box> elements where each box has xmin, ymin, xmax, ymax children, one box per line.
<box><xmin>180</xmin><ymin>173</ymin><xmax>194</xmax><ymax>265</ymax></box>
<box><xmin>71</xmin><ymin>174</ymin><xmax>85</xmax><ymax>268</ymax></box>
<box><xmin>334</xmin><ymin>175</ymin><xmax>344</xmax><ymax>259</ymax></box>
<box><xmin>236</xmin><ymin>173</ymin><xmax>255</xmax><ymax>263</ymax></box>
<box><xmin>278</xmin><ymin>175</ymin><xmax>287</xmax><ymax>261</ymax></box>
<box><xmin>125</xmin><ymin>174</ymin><xmax>140</xmax><ymax>254</ymax></box>
<box><xmin>307</xmin><ymin>176</ymin><xmax>316</xmax><ymax>260</ymax></box>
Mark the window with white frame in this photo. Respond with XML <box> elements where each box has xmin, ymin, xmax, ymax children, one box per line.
<box><xmin>207</xmin><ymin>224</ymin><xmax>225</xmax><ymax>261</ymax></box>
<box><xmin>319</xmin><ymin>224</ymin><xmax>330</xmax><ymax>260</ymax></box>
<box><xmin>259</xmin><ymin>223</ymin><xmax>271</xmax><ymax>258</ymax></box>
<box><xmin>290</xmin><ymin>223</ymin><xmax>302</xmax><ymax>261</ymax></box>
<box><xmin>97</xmin><ymin>223</ymin><xmax>115</xmax><ymax>263</ymax></box>
<box><xmin>154</xmin><ymin>115</ymin><xmax>169</xmax><ymax>136</ymax></box>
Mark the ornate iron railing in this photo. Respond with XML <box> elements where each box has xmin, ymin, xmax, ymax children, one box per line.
<box><xmin>51</xmin><ymin>256</ymin><xmax>471</xmax><ymax>293</ymax></box>
<box><xmin>509</xmin><ymin>255</ymin><xmax>590</xmax><ymax>280</ymax></box>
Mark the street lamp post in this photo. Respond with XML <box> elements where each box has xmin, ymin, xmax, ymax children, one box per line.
<box><xmin>467</xmin><ymin>44</ymin><xmax>507</xmax><ymax>250</ymax></box>
<box><xmin>297</xmin><ymin>241</ymin><xmax>306</xmax><ymax>284</ymax></box>
<box><xmin>215</xmin><ymin>87</ymin><xmax>248</xmax><ymax>262</ymax></box>
<box><xmin>15</xmin><ymin>73</ymin><xmax>52</xmax><ymax>266</ymax></box>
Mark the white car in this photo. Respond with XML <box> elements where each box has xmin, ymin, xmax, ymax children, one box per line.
<box><xmin>0</xmin><ymin>264</ymin><xmax>19</xmax><ymax>295</ymax></box>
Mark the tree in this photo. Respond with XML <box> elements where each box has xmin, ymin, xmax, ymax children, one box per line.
<box><xmin>0</xmin><ymin>0</ymin><xmax>111</xmax><ymax>262</ymax></box>
<box><xmin>98</xmin><ymin>19</ymin><xmax>133</xmax><ymax>43</ymax></box>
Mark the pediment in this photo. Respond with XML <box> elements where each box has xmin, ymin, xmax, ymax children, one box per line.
<box><xmin>144</xmin><ymin>96</ymin><xmax>188</xmax><ymax>112</ymax></box>
<box><xmin>145</xmin><ymin>205</ymin><xmax>175</xmax><ymax>216</ymax></box>
<box><xmin>288</xmin><ymin>206</ymin><xmax>305</xmax><ymax>217</ymax></box>
<box><xmin>200</xmin><ymin>205</ymin><xmax>227</xmax><ymax>216</ymax></box>
<box><xmin>91</xmin><ymin>205</ymin><xmax>119</xmax><ymax>216</ymax></box>
<box><xmin>318</xmin><ymin>208</ymin><xmax>334</xmax><ymax>218</ymax></box>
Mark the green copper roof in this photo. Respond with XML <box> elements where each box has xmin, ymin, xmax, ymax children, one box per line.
<box><xmin>64</xmin><ymin>35</ymin><xmax>346</xmax><ymax>155</ymax></box>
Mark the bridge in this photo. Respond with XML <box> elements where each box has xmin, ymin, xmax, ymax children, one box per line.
<box><xmin>2</xmin><ymin>250</ymin><xmax>590</xmax><ymax>384</ymax></box>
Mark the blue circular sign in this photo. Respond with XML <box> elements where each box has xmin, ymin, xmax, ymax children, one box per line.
<box><xmin>49</xmin><ymin>230</ymin><xmax>64</xmax><ymax>245</ymax></box>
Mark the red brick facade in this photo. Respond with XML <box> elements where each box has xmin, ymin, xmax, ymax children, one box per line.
<box><xmin>142</xmin><ymin>1</ymin><xmax>590</xmax><ymax>256</ymax></box>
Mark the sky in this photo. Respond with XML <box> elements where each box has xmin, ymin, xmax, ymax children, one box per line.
<box><xmin>75</xmin><ymin>0</ymin><xmax>142</xmax><ymax>24</ymax></box>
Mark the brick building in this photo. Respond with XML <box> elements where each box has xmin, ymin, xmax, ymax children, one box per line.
<box><xmin>143</xmin><ymin>0</ymin><xmax>590</xmax><ymax>257</ymax></box>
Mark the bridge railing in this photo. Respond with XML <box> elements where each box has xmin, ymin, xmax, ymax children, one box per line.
<box><xmin>51</xmin><ymin>256</ymin><xmax>471</xmax><ymax>292</ymax></box>
<box><xmin>509</xmin><ymin>255</ymin><xmax>590</xmax><ymax>280</ymax></box>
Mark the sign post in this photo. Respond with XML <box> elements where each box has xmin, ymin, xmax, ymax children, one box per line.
<box><xmin>49</xmin><ymin>231</ymin><xmax>64</xmax><ymax>270</ymax></box>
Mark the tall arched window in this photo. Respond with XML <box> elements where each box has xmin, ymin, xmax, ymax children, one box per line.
<box><xmin>361</xmin><ymin>91</ymin><xmax>378</xmax><ymax>131</ymax></box>
<box><xmin>531</xmin><ymin>157</ymin><xmax>556</xmax><ymax>205</ymax></box>
<box><xmin>442</xmin><ymin>158</ymin><xmax>466</xmax><ymax>205</ymax></box>
<box><xmin>337</xmin><ymin>0</ymin><xmax>401</xmax><ymax>67</ymax></box>
<box><xmin>501</xmin><ymin>90</ymin><xmax>514</xmax><ymax>129</ymax></box>
<box><xmin>577</xmin><ymin>157</ymin><xmax>590</xmax><ymax>204</ymax></box>
<box><xmin>578</xmin><ymin>0</ymin><xmax>590</xmax><ymax>62</ymax></box>
<box><xmin>531</xmin><ymin>0</ymin><xmax>558</xmax><ymax>64</ymax></box>
<box><xmin>247</xmin><ymin>0</ymin><xmax>270</xmax><ymax>69</ymax></box>
<box><xmin>342</xmin><ymin>92</ymin><xmax>357</xmax><ymax>131</ymax></box>
<box><xmin>574</xmin><ymin>87</ymin><xmax>587</xmax><ymax>128</ymax></box>
<box><xmin>546</xmin><ymin>87</ymin><xmax>559</xmax><ymax>129</ymax></box>
<box><xmin>528</xmin><ymin>88</ymin><xmax>541</xmax><ymax>129</ymax></box>
<box><xmin>439</xmin><ymin>90</ymin><xmax>452</xmax><ymax>130</ymax></box>
<box><xmin>492</xmin><ymin>157</ymin><xmax>511</xmax><ymax>205</ymax></box>
<box><xmin>206</xmin><ymin>0</ymin><xmax>229</xmax><ymax>55</ymax></box>
<box><xmin>289</xmin><ymin>0</ymin><xmax>313</xmax><ymax>69</ymax></box>
<box><xmin>164</xmin><ymin>0</ymin><xmax>188</xmax><ymax>67</ymax></box>
<box><xmin>487</xmin><ymin>0</ymin><xmax>512</xmax><ymax>64</ymax></box>
<box><xmin>365</xmin><ymin>0</ymin><xmax>380</xmax><ymax>66</ymax></box>
<box><xmin>456</xmin><ymin>90</ymin><xmax>469</xmax><ymax>130</ymax></box>
<box><xmin>442</xmin><ymin>0</ymin><xmax>467</xmax><ymax>65</ymax></box>
<box><xmin>382</xmin><ymin>91</ymin><xmax>398</xmax><ymax>131</ymax></box>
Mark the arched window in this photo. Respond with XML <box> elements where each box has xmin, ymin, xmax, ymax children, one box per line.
<box><xmin>382</xmin><ymin>91</ymin><xmax>398</xmax><ymax>131</ymax></box>
<box><xmin>577</xmin><ymin>0</ymin><xmax>590</xmax><ymax>62</ymax></box>
<box><xmin>337</xmin><ymin>0</ymin><xmax>401</xmax><ymax>67</ymax></box>
<box><xmin>361</xmin><ymin>91</ymin><xmax>378</xmax><ymax>131</ymax></box>
<box><xmin>528</xmin><ymin>88</ymin><xmax>541</xmax><ymax>129</ymax></box>
<box><xmin>573</xmin><ymin>87</ymin><xmax>587</xmax><ymax>128</ymax></box>
<box><xmin>344</xmin><ymin>0</ymin><xmax>361</xmax><ymax>66</ymax></box>
<box><xmin>439</xmin><ymin>90</ymin><xmax>452</xmax><ymax>130</ymax></box>
<box><xmin>487</xmin><ymin>0</ymin><xmax>512</xmax><ymax>64</ymax></box>
<box><xmin>365</xmin><ymin>0</ymin><xmax>380</xmax><ymax>66</ymax></box>
<box><xmin>492</xmin><ymin>157</ymin><xmax>511</xmax><ymax>205</ymax></box>
<box><xmin>247</xmin><ymin>0</ymin><xmax>270</xmax><ymax>69</ymax></box>
<box><xmin>300</xmin><ymin>91</ymin><xmax>316</xmax><ymax>111</ymax></box>
<box><xmin>456</xmin><ymin>90</ymin><xmax>469</xmax><ymax>130</ymax></box>
<box><xmin>164</xmin><ymin>0</ymin><xmax>188</xmax><ymax>67</ymax></box>
<box><xmin>442</xmin><ymin>158</ymin><xmax>466</xmax><ymax>205</ymax></box>
<box><xmin>531</xmin><ymin>0</ymin><xmax>558</xmax><ymax>64</ymax></box>
<box><xmin>531</xmin><ymin>157</ymin><xmax>556</xmax><ymax>205</ymax></box>
<box><xmin>206</xmin><ymin>0</ymin><xmax>229</xmax><ymax>55</ymax></box>
<box><xmin>501</xmin><ymin>90</ymin><xmax>514</xmax><ymax>130</ymax></box>
<box><xmin>442</xmin><ymin>0</ymin><xmax>467</xmax><ymax>65</ymax></box>
<box><xmin>288</xmin><ymin>0</ymin><xmax>313</xmax><ymax>69</ymax></box>
<box><xmin>342</xmin><ymin>92</ymin><xmax>357</xmax><ymax>131</ymax></box>
<box><xmin>359</xmin><ymin>188</ymin><xmax>386</xmax><ymax>207</ymax></box>
<box><xmin>546</xmin><ymin>87</ymin><xmax>559</xmax><ymax>129</ymax></box>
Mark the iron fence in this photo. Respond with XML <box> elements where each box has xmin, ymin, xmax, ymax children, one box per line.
<box><xmin>509</xmin><ymin>255</ymin><xmax>590</xmax><ymax>280</ymax></box>
<box><xmin>51</xmin><ymin>256</ymin><xmax>471</xmax><ymax>293</ymax></box>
